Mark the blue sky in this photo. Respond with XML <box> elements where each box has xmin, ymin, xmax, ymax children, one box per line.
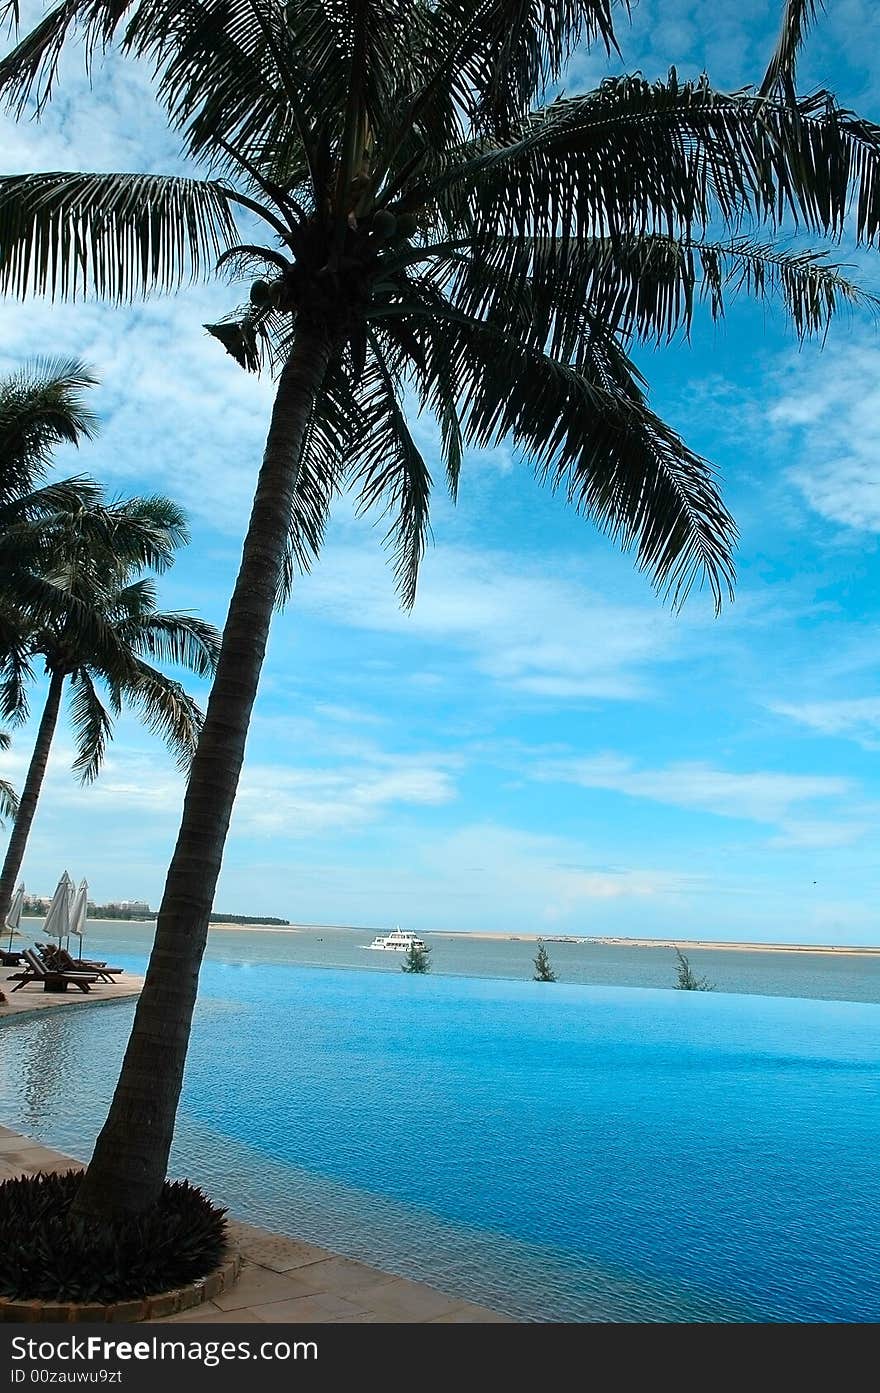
<box><xmin>2</xmin><ymin>0</ymin><xmax>880</xmax><ymax>942</ymax></box>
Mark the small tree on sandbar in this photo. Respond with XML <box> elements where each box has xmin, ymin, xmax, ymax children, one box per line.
<box><xmin>674</xmin><ymin>948</ymin><xmax>715</xmax><ymax>992</ymax></box>
<box><xmin>401</xmin><ymin>941</ymin><xmax>431</xmax><ymax>974</ymax></box>
<box><xmin>533</xmin><ymin>940</ymin><xmax>557</xmax><ymax>982</ymax></box>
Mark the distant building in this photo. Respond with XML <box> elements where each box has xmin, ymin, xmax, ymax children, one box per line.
<box><xmin>105</xmin><ymin>899</ymin><xmax>151</xmax><ymax>915</ymax></box>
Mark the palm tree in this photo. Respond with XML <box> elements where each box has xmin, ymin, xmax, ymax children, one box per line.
<box><xmin>1</xmin><ymin>357</ymin><xmax>106</xmax><ymax>645</ymax></box>
<box><xmin>0</xmin><ymin>0</ymin><xmax>877</xmax><ymax>1219</ymax></box>
<box><xmin>0</xmin><ymin>488</ymin><xmax>221</xmax><ymax>922</ymax></box>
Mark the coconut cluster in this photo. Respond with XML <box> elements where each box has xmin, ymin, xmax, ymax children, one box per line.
<box><xmin>248</xmin><ymin>207</ymin><xmax>420</xmax><ymax>326</ymax></box>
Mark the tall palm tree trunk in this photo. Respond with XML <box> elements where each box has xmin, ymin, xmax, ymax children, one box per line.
<box><xmin>0</xmin><ymin>668</ymin><xmax>65</xmax><ymax>924</ymax></box>
<box><xmin>73</xmin><ymin>327</ymin><xmax>332</xmax><ymax>1220</ymax></box>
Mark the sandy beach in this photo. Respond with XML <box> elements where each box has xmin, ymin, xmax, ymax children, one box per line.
<box><xmin>202</xmin><ymin>923</ymin><xmax>880</xmax><ymax>955</ymax></box>
<box><xmin>577</xmin><ymin>936</ymin><xmax>880</xmax><ymax>956</ymax></box>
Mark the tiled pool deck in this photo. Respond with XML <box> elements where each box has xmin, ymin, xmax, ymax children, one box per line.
<box><xmin>0</xmin><ymin>982</ymin><xmax>508</xmax><ymax>1324</ymax></box>
<box><xmin>0</xmin><ymin>973</ymin><xmax>145</xmax><ymax>1017</ymax></box>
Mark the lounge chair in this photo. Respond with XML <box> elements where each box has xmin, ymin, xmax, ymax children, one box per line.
<box><xmin>6</xmin><ymin>948</ymin><xmax>100</xmax><ymax>994</ymax></box>
<box><xmin>38</xmin><ymin>943</ymin><xmax>123</xmax><ymax>983</ymax></box>
<box><xmin>0</xmin><ymin>948</ymin><xmax>24</xmax><ymax>967</ymax></box>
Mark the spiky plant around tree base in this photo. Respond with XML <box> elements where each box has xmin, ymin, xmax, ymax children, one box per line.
<box><xmin>0</xmin><ymin>1171</ymin><xmax>227</xmax><ymax>1303</ymax></box>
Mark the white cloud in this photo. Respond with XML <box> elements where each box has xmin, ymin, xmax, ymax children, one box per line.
<box><xmin>0</xmin><ymin>10</ymin><xmax>278</xmax><ymax>536</ymax></box>
<box><xmin>0</xmin><ymin>737</ymin><xmax>186</xmax><ymax>818</ymax></box>
<box><xmin>0</xmin><ymin>731</ymin><xmax>458</xmax><ymax>844</ymax></box>
<box><xmin>768</xmin><ymin>342</ymin><xmax>880</xmax><ymax>533</ymax></box>
<box><xmin>313</xmin><ymin>703</ymin><xmax>387</xmax><ymax>726</ymax></box>
<box><xmin>534</xmin><ymin>752</ymin><xmax>853</xmax><ymax>824</ymax></box>
<box><xmin>413</xmin><ymin>823</ymin><xmax>700</xmax><ymax>927</ymax></box>
<box><xmin>771</xmin><ymin>697</ymin><xmax>880</xmax><ymax>747</ymax></box>
<box><xmin>769</xmin><ymin>819</ymin><xmax>871</xmax><ymax>849</ymax></box>
<box><xmin>298</xmin><ymin>541</ymin><xmax>678</xmax><ymax>700</ymax></box>
<box><xmin>0</xmin><ymin>293</ymin><xmax>276</xmax><ymax>532</ymax></box>
<box><xmin>230</xmin><ymin>754</ymin><xmax>457</xmax><ymax>837</ymax></box>
<box><xmin>0</xmin><ymin>10</ymin><xmax>188</xmax><ymax>177</ymax></box>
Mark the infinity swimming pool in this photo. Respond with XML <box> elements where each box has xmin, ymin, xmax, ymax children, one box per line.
<box><xmin>2</xmin><ymin>961</ymin><xmax>878</xmax><ymax>1321</ymax></box>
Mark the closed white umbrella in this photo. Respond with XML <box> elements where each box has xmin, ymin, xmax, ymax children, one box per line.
<box><xmin>5</xmin><ymin>882</ymin><xmax>23</xmax><ymax>952</ymax></box>
<box><xmin>70</xmin><ymin>879</ymin><xmax>88</xmax><ymax>960</ymax></box>
<box><xmin>42</xmin><ymin>871</ymin><xmax>74</xmax><ymax>949</ymax></box>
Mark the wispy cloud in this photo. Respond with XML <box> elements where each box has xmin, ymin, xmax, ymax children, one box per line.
<box><xmin>0</xmin><ymin>294</ymin><xmax>276</xmax><ymax>533</ymax></box>
<box><xmin>299</xmin><ymin>541</ymin><xmax>680</xmax><ymax>700</ymax></box>
<box><xmin>534</xmin><ymin>752</ymin><xmax>853</xmax><ymax>824</ymax></box>
<box><xmin>413</xmin><ymin>823</ymin><xmax>701</xmax><ymax>928</ymax></box>
<box><xmin>768</xmin><ymin>818</ymin><xmax>872</xmax><ymax>849</ymax></box>
<box><xmin>768</xmin><ymin>341</ymin><xmax>880</xmax><ymax>534</ymax></box>
<box><xmin>771</xmin><ymin>696</ymin><xmax>880</xmax><ymax>748</ymax></box>
<box><xmin>0</xmin><ymin>732</ymin><xmax>459</xmax><ymax>855</ymax></box>
<box><xmin>231</xmin><ymin>754</ymin><xmax>457</xmax><ymax>837</ymax></box>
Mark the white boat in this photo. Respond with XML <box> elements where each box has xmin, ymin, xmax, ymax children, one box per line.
<box><xmin>364</xmin><ymin>928</ymin><xmax>427</xmax><ymax>952</ymax></box>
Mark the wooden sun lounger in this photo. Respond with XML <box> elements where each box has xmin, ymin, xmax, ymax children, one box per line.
<box><xmin>6</xmin><ymin>948</ymin><xmax>100</xmax><ymax>994</ymax></box>
<box><xmin>37</xmin><ymin>944</ymin><xmax>124</xmax><ymax>983</ymax></box>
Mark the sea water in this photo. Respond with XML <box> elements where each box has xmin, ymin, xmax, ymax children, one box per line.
<box><xmin>45</xmin><ymin>919</ymin><xmax>880</xmax><ymax>1003</ymax></box>
<box><xmin>2</xmin><ymin>955</ymin><xmax>878</xmax><ymax>1322</ymax></box>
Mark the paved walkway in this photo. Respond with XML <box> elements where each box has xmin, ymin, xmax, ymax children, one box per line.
<box><xmin>0</xmin><ymin>1013</ymin><xmax>509</xmax><ymax>1324</ymax></box>
<box><xmin>0</xmin><ymin>974</ymin><xmax>144</xmax><ymax>1018</ymax></box>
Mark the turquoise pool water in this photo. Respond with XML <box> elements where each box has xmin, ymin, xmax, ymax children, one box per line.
<box><xmin>2</xmin><ymin>959</ymin><xmax>879</xmax><ymax>1321</ymax></box>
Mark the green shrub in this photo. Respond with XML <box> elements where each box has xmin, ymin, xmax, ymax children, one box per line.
<box><xmin>674</xmin><ymin>948</ymin><xmax>715</xmax><ymax>991</ymax></box>
<box><xmin>401</xmin><ymin>942</ymin><xmax>431</xmax><ymax>973</ymax></box>
<box><xmin>0</xmin><ymin>1170</ymin><xmax>228</xmax><ymax>1302</ymax></box>
<box><xmin>533</xmin><ymin>941</ymin><xmax>557</xmax><ymax>981</ymax></box>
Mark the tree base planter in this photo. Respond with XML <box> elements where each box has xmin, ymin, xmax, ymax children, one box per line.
<box><xmin>0</xmin><ymin>1251</ymin><xmax>241</xmax><ymax>1322</ymax></box>
<box><xmin>0</xmin><ymin>1170</ymin><xmax>235</xmax><ymax>1317</ymax></box>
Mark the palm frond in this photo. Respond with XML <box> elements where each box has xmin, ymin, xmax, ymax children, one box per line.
<box><xmin>444</xmin><ymin>75</ymin><xmax>880</xmax><ymax>247</ymax></box>
<box><xmin>0</xmin><ymin>172</ymin><xmax>239</xmax><ymax>300</ymax></box>
<box><xmin>122</xmin><ymin>659</ymin><xmax>204</xmax><ymax>770</ymax></box>
<box><xmin>0</xmin><ymin>569</ymin><xmax>129</xmax><ymax>685</ymax></box>
<box><xmin>429</xmin><ymin>0</ymin><xmax>623</xmax><ymax>135</ymax></box>
<box><xmin>134</xmin><ymin>0</ymin><xmax>315</xmax><ymax>190</ymax></box>
<box><xmin>761</xmin><ymin>0</ymin><xmax>825</xmax><ymax>96</ymax></box>
<box><xmin>68</xmin><ymin>668</ymin><xmax>114</xmax><ymax>783</ymax></box>
<box><xmin>449</xmin><ymin>233</ymin><xmax>877</xmax><ymax>351</ymax></box>
<box><xmin>0</xmin><ymin>777</ymin><xmax>18</xmax><ymax>824</ymax></box>
<box><xmin>108</xmin><ymin>495</ymin><xmax>190</xmax><ymax>571</ymax></box>
<box><xmin>110</xmin><ymin>577</ymin><xmax>160</xmax><ymax>623</ymax></box>
<box><xmin>0</xmin><ymin>0</ymin><xmax>107</xmax><ymax>115</ymax></box>
<box><xmin>378</xmin><ymin>292</ymin><xmax>736</xmax><ymax>609</ymax></box>
<box><xmin>0</xmin><ymin>357</ymin><xmax>99</xmax><ymax>490</ymax></box>
<box><xmin>277</xmin><ymin>366</ymin><xmax>356</xmax><ymax>605</ymax></box>
<box><xmin>0</xmin><ymin>476</ymin><xmax>103</xmax><ymax>522</ymax></box>
<box><xmin>124</xmin><ymin>611</ymin><xmax>220</xmax><ymax>679</ymax></box>
<box><xmin>352</xmin><ymin>335</ymin><xmax>433</xmax><ymax>608</ymax></box>
<box><xmin>0</xmin><ymin>627</ymin><xmax>34</xmax><ymax>725</ymax></box>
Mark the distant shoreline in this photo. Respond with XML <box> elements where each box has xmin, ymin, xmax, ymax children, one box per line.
<box><xmin>32</xmin><ymin>916</ymin><xmax>880</xmax><ymax>955</ymax></box>
<box><xmin>430</xmin><ymin>932</ymin><xmax>880</xmax><ymax>955</ymax></box>
<box><xmin>569</xmin><ymin>936</ymin><xmax>880</xmax><ymax>956</ymax></box>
